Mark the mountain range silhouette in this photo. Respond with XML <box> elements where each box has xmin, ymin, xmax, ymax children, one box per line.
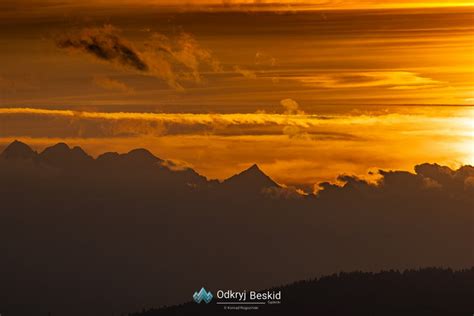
<box><xmin>2</xmin><ymin>140</ymin><xmax>38</xmax><ymax>160</ymax></box>
<box><xmin>0</xmin><ymin>140</ymin><xmax>277</xmax><ymax>193</ymax></box>
<box><xmin>0</xmin><ymin>140</ymin><xmax>472</xmax><ymax>316</ymax></box>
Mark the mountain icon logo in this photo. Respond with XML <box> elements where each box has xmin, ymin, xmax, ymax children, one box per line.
<box><xmin>193</xmin><ymin>287</ymin><xmax>213</xmax><ymax>304</ymax></box>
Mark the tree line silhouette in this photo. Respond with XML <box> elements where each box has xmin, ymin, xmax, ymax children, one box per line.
<box><xmin>132</xmin><ymin>267</ymin><xmax>474</xmax><ymax>316</ymax></box>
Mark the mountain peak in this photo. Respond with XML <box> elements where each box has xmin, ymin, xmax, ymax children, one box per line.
<box><xmin>40</xmin><ymin>143</ymin><xmax>70</xmax><ymax>157</ymax></box>
<box><xmin>124</xmin><ymin>148</ymin><xmax>162</xmax><ymax>164</ymax></box>
<box><xmin>246</xmin><ymin>163</ymin><xmax>262</xmax><ymax>173</ymax></box>
<box><xmin>1</xmin><ymin>140</ymin><xmax>37</xmax><ymax>160</ymax></box>
<box><xmin>52</xmin><ymin>142</ymin><xmax>69</xmax><ymax>149</ymax></box>
<box><xmin>97</xmin><ymin>152</ymin><xmax>120</xmax><ymax>162</ymax></box>
<box><xmin>235</xmin><ymin>163</ymin><xmax>267</xmax><ymax>176</ymax></box>
<box><xmin>39</xmin><ymin>142</ymin><xmax>92</xmax><ymax>167</ymax></box>
<box><xmin>236</xmin><ymin>163</ymin><xmax>268</xmax><ymax>178</ymax></box>
<box><xmin>223</xmin><ymin>163</ymin><xmax>278</xmax><ymax>191</ymax></box>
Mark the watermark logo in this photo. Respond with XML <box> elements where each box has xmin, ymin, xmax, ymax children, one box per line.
<box><xmin>193</xmin><ymin>287</ymin><xmax>213</xmax><ymax>304</ymax></box>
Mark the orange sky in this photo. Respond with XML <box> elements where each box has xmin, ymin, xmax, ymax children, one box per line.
<box><xmin>1</xmin><ymin>6</ymin><xmax>472</xmax><ymax>108</ymax></box>
<box><xmin>2</xmin><ymin>1</ymin><xmax>473</xmax><ymax>9</ymax></box>
<box><xmin>0</xmin><ymin>2</ymin><xmax>472</xmax><ymax>186</ymax></box>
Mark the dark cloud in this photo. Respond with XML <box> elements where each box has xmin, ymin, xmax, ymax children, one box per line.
<box><xmin>57</xmin><ymin>25</ymin><xmax>149</xmax><ymax>72</ymax></box>
<box><xmin>317</xmin><ymin>162</ymin><xmax>474</xmax><ymax>202</ymax></box>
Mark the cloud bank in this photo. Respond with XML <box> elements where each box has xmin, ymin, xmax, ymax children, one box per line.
<box><xmin>0</xmin><ymin>106</ymin><xmax>471</xmax><ymax>139</ymax></box>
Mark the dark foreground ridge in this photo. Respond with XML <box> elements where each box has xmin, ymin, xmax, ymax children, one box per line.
<box><xmin>0</xmin><ymin>141</ymin><xmax>473</xmax><ymax>316</ymax></box>
<box><xmin>132</xmin><ymin>267</ymin><xmax>474</xmax><ymax>316</ymax></box>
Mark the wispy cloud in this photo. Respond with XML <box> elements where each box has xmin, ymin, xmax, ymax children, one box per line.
<box><xmin>2</xmin><ymin>0</ymin><xmax>473</xmax><ymax>14</ymax></box>
<box><xmin>57</xmin><ymin>25</ymin><xmax>222</xmax><ymax>90</ymax></box>
<box><xmin>0</xmin><ymin>106</ymin><xmax>471</xmax><ymax>139</ymax></box>
<box><xmin>93</xmin><ymin>75</ymin><xmax>134</xmax><ymax>94</ymax></box>
<box><xmin>57</xmin><ymin>25</ymin><xmax>148</xmax><ymax>71</ymax></box>
<box><xmin>280</xmin><ymin>98</ymin><xmax>305</xmax><ymax>115</ymax></box>
<box><xmin>0</xmin><ymin>107</ymin><xmax>327</xmax><ymax>129</ymax></box>
<box><xmin>0</xmin><ymin>75</ymin><xmax>39</xmax><ymax>93</ymax></box>
<box><xmin>144</xmin><ymin>32</ymin><xmax>222</xmax><ymax>84</ymax></box>
<box><xmin>234</xmin><ymin>66</ymin><xmax>257</xmax><ymax>79</ymax></box>
<box><xmin>296</xmin><ymin>72</ymin><xmax>444</xmax><ymax>90</ymax></box>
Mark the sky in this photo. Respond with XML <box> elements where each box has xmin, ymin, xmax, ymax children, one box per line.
<box><xmin>0</xmin><ymin>1</ymin><xmax>472</xmax><ymax>188</ymax></box>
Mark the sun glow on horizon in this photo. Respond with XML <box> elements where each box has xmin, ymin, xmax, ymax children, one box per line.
<box><xmin>1</xmin><ymin>106</ymin><xmax>472</xmax><ymax>186</ymax></box>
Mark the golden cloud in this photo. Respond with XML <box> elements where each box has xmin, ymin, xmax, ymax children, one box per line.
<box><xmin>296</xmin><ymin>72</ymin><xmax>444</xmax><ymax>90</ymax></box>
<box><xmin>93</xmin><ymin>76</ymin><xmax>135</xmax><ymax>94</ymax></box>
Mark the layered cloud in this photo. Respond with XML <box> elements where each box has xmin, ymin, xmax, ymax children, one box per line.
<box><xmin>0</xmin><ymin>106</ymin><xmax>471</xmax><ymax>138</ymax></box>
<box><xmin>0</xmin><ymin>106</ymin><xmax>338</xmax><ymax>138</ymax></box>
<box><xmin>2</xmin><ymin>5</ymin><xmax>472</xmax><ymax>108</ymax></box>
<box><xmin>3</xmin><ymin>106</ymin><xmax>467</xmax><ymax>138</ymax></box>
<box><xmin>2</xmin><ymin>0</ymin><xmax>473</xmax><ymax>13</ymax></box>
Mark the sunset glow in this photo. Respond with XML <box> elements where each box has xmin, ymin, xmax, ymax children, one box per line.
<box><xmin>0</xmin><ymin>1</ymin><xmax>473</xmax><ymax>187</ymax></box>
<box><xmin>1</xmin><ymin>106</ymin><xmax>472</xmax><ymax>188</ymax></box>
<box><xmin>1</xmin><ymin>2</ymin><xmax>474</xmax><ymax>315</ymax></box>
